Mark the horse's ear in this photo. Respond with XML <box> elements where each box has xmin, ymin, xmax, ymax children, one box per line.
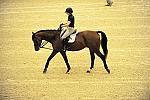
<box><xmin>32</xmin><ymin>32</ymin><xmax>35</xmax><ymax>35</ymax></box>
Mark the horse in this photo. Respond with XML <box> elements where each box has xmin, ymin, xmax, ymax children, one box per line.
<box><xmin>32</xmin><ymin>26</ymin><xmax>110</xmax><ymax>74</ymax></box>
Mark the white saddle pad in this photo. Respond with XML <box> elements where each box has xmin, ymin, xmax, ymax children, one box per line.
<box><xmin>68</xmin><ymin>32</ymin><xmax>78</xmax><ymax>43</ymax></box>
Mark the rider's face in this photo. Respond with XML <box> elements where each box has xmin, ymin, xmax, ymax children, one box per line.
<box><xmin>65</xmin><ymin>12</ymin><xmax>70</xmax><ymax>15</ymax></box>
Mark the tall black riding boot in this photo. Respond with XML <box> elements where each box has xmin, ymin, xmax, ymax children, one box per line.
<box><xmin>62</xmin><ymin>39</ymin><xmax>68</xmax><ymax>51</ymax></box>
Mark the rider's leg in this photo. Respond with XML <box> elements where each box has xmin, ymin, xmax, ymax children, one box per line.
<box><xmin>60</xmin><ymin>27</ymin><xmax>67</xmax><ymax>37</ymax></box>
<box><xmin>61</xmin><ymin>27</ymin><xmax>74</xmax><ymax>39</ymax></box>
<box><xmin>61</xmin><ymin>27</ymin><xmax>74</xmax><ymax>51</ymax></box>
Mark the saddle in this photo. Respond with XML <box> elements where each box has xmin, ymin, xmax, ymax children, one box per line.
<box><xmin>62</xmin><ymin>29</ymin><xmax>77</xmax><ymax>51</ymax></box>
<box><xmin>67</xmin><ymin>29</ymin><xmax>78</xmax><ymax>43</ymax></box>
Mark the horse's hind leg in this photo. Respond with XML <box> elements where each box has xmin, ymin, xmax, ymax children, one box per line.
<box><xmin>87</xmin><ymin>50</ymin><xmax>95</xmax><ymax>73</ymax></box>
<box><xmin>95</xmin><ymin>50</ymin><xmax>110</xmax><ymax>74</ymax></box>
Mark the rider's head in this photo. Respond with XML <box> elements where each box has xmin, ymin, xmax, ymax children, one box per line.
<box><xmin>65</xmin><ymin>7</ymin><xmax>73</xmax><ymax>15</ymax></box>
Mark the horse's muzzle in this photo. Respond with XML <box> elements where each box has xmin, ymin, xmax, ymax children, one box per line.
<box><xmin>35</xmin><ymin>47</ymin><xmax>40</xmax><ymax>51</ymax></box>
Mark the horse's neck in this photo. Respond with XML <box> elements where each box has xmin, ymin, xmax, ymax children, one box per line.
<box><xmin>39</xmin><ymin>31</ymin><xmax>60</xmax><ymax>43</ymax></box>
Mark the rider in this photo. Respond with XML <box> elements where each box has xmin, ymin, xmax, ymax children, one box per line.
<box><xmin>60</xmin><ymin>7</ymin><xmax>75</xmax><ymax>50</ymax></box>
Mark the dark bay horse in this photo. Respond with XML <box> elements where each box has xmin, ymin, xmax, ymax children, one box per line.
<box><xmin>32</xmin><ymin>28</ymin><xmax>110</xmax><ymax>74</ymax></box>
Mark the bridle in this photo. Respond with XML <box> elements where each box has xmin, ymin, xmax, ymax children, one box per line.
<box><xmin>33</xmin><ymin>24</ymin><xmax>63</xmax><ymax>50</ymax></box>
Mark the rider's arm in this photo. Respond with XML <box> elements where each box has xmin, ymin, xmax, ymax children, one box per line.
<box><xmin>62</xmin><ymin>21</ymin><xmax>71</xmax><ymax>27</ymax></box>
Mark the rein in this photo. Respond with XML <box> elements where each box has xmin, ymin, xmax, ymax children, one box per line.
<box><xmin>40</xmin><ymin>40</ymin><xmax>53</xmax><ymax>50</ymax></box>
<box><xmin>40</xmin><ymin>40</ymin><xmax>48</xmax><ymax>48</ymax></box>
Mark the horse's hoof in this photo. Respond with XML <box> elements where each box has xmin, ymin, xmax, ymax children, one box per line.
<box><xmin>106</xmin><ymin>69</ymin><xmax>110</xmax><ymax>74</ymax></box>
<box><xmin>86</xmin><ymin>70</ymin><xmax>90</xmax><ymax>73</ymax></box>
<box><xmin>65</xmin><ymin>72</ymin><xmax>70</xmax><ymax>74</ymax></box>
<box><xmin>43</xmin><ymin>70</ymin><xmax>47</xmax><ymax>74</ymax></box>
<box><xmin>87</xmin><ymin>68</ymin><xmax>92</xmax><ymax>73</ymax></box>
<box><xmin>66</xmin><ymin>69</ymin><xmax>70</xmax><ymax>74</ymax></box>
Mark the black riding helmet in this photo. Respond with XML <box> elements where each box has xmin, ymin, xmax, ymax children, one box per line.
<box><xmin>65</xmin><ymin>7</ymin><xmax>73</xmax><ymax>14</ymax></box>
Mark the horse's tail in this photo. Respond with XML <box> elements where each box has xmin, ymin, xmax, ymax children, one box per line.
<box><xmin>97</xmin><ymin>31</ymin><xmax>108</xmax><ymax>59</ymax></box>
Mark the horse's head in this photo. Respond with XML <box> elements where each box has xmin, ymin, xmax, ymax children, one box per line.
<box><xmin>32</xmin><ymin>32</ymin><xmax>42</xmax><ymax>51</ymax></box>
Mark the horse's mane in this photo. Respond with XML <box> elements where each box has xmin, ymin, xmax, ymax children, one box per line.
<box><xmin>36</xmin><ymin>29</ymin><xmax>60</xmax><ymax>33</ymax></box>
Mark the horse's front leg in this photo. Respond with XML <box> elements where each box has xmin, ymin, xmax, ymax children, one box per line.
<box><xmin>43</xmin><ymin>50</ymin><xmax>58</xmax><ymax>73</ymax></box>
<box><xmin>60</xmin><ymin>51</ymin><xmax>71</xmax><ymax>74</ymax></box>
